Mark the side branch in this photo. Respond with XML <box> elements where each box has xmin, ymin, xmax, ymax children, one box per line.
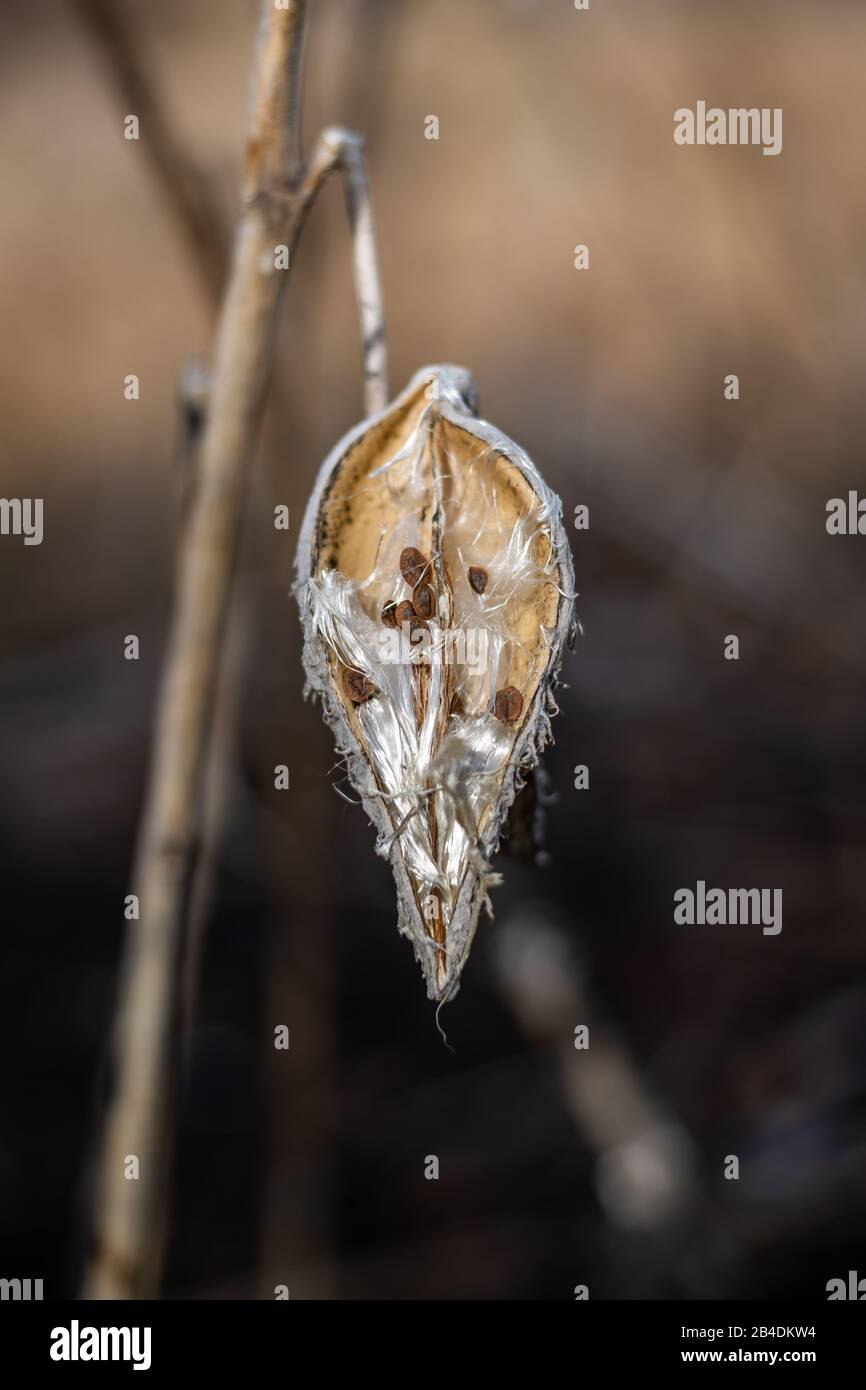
<box><xmin>302</xmin><ymin>128</ymin><xmax>389</xmax><ymax>416</ymax></box>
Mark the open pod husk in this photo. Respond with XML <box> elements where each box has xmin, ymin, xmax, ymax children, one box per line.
<box><xmin>295</xmin><ymin>366</ymin><xmax>575</xmax><ymax>1002</ymax></box>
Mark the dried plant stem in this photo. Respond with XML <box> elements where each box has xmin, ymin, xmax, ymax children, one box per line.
<box><xmin>85</xmin><ymin>0</ymin><xmax>387</xmax><ymax>1298</ymax></box>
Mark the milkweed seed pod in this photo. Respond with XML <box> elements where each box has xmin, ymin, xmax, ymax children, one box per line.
<box><xmin>295</xmin><ymin>366</ymin><xmax>575</xmax><ymax>1002</ymax></box>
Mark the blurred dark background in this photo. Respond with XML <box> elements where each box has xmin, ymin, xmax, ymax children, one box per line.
<box><xmin>1</xmin><ymin>0</ymin><xmax>865</xmax><ymax>1299</ymax></box>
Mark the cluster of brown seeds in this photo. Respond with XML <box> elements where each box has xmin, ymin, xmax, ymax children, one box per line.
<box><xmin>380</xmin><ymin>548</ymin><xmax>434</xmax><ymax>635</ymax></box>
<box><xmin>369</xmin><ymin>547</ymin><xmax>523</xmax><ymax>726</ymax></box>
<box><xmin>382</xmin><ymin>550</ymin><xmax>491</xmax><ymax>628</ymax></box>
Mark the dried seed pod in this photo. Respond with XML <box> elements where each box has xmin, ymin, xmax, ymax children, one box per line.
<box><xmin>494</xmin><ymin>685</ymin><xmax>524</xmax><ymax>724</ymax></box>
<box><xmin>400</xmin><ymin>546</ymin><xmax>429</xmax><ymax>588</ymax></box>
<box><xmin>468</xmin><ymin>566</ymin><xmax>488</xmax><ymax>595</ymax></box>
<box><xmin>343</xmin><ymin>668</ymin><xmax>377</xmax><ymax>704</ymax></box>
<box><xmin>296</xmin><ymin>365</ymin><xmax>575</xmax><ymax>1002</ymax></box>
<box><xmin>412</xmin><ymin>582</ymin><xmax>436</xmax><ymax>620</ymax></box>
<box><xmin>381</xmin><ymin>601</ymin><xmax>398</xmax><ymax>628</ymax></box>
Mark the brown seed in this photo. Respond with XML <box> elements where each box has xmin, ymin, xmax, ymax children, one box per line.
<box><xmin>395</xmin><ymin>599</ymin><xmax>417</xmax><ymax>628</ymax></box>
<box><xmin>400</xmin><ymin>546</ymin><xmax>429</xmax><ymax>587</ymax></box>
<box><xmin>343</xmin><ymin>668</ymin><xmax>377</xmax><ymax>705</ymax></box>
<box><xmin>413</xmin><ymin>582</ymin><xmax>435</xmax><ymax>620</ymax></box>
<box><xmin>381</xmin><ymin>601</ymin><xmax>398</xmax><ymax>628</ymax></box>
<box><xmin>494</xmin><ymin>685</ymin><xmax>523</xmax><ymax>723</ymax></box>
<box><xmin>468</xmin><ymin>566</ymin><xmax>488</xmax><ymax>595</ymax></box>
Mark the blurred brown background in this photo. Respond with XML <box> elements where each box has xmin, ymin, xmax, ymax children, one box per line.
<box><xmin>1</xmin><ymin>0</ymin><xmax>865</xmax><ymax>1299</ymax></box>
